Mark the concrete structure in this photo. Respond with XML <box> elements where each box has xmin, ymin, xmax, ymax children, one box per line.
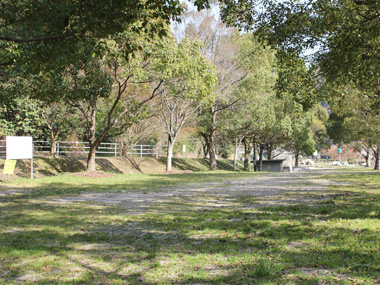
<box><xmin>275</xmin><ymin>152</ymin><xmax>293</xmax><ymax>172</ymax></box>
<box><xmin>261</xmin><ymin>159</ymin><xmax>286</xmax><ymax>172</ymax></box>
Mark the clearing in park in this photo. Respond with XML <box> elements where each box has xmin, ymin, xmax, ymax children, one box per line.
<box><xmin>0</xmin><ymin>163</ymin><xmax>379</xmax><ymax>283</ymax></box>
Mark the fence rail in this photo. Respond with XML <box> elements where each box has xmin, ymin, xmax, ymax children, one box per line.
<box><xmin>0</xmin><ymin>140</ymin><xmax>5</xmax><ymax>158</ymax></box>
<box><xmin>0</xmin><ymin>140</ymin><xmax>167</xmax><ymax>158</ymax></box>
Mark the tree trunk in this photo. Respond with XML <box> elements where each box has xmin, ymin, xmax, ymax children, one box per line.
<box><xmin>200</xmin><ymin>132</ymin><xmax>209</xmax><ymax>158</ymax></box>
<box><xmin>267</xmin><ymin>144</ymin><xmax>273</xmax><ymax>160</ymax></box>
<box><xmin>203</xmin><ymin>144</ymin><xmax>208</xmax><ymax>158</ymax></box>
<box><xmin>295</xmin><ymin>150</ymin><xmax>300</xmax><ymax>167</ymax></box>
<box><xmin>365</xmin><ymin>154</ymin><xmax>370</xmax><ymax>167</ymax></box>
<box><xmin>208</xmin><ymin>137</ymin><xmax>217</xmax><ymax>170</ymax></box>
<box><xmin>87</xmin><ymin>131</ymin><xmax>111</xmax><ymax>171</ymax></box>
<box><xmin>50</xmin><ymin>129</ymin><xmax>60</xmax><ymax>156</ymax></box>
<box><xmin>50</xmin><ymin>140</ymin><xmax>58</xmax><ymax>156</ymax></box>
<box><xmin>87</xmin><ymin>145</ymin><xmax>97</xmax><ymax>171</ymax></box>
<box><xmin>166</xmin><ymin>136</ymin><xmax>175</xmax><ymax>171</ymax></box>
<box><xmin>243</xmin><ymin>138</ymin><xmax>251</xmax><ymax>171</ymax></box>
<box><xmin>258</xmin><ymin>145</ymin><xmax>264</xmax><ymax>171</ymax></box>
<box><xmin>233</xmin><ymin>138</ymin><xmax>241</xmax><ymax>171</ymax></box>
<box><xmin>373</xmin><ymin>146</ymin><xmax>379</xmax><ymax>170</ymax></box>
<box><xmin>208</xmin><ymin>108</ymin><xmax>218</xmax><ymax>170</ymax></box>
<box><xmin>87</xmin><ymin>104</ymin><xmax>97</xmax><ymax>171</ymax></box>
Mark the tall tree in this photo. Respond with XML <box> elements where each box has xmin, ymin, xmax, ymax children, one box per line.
<box><xmin>67</xmin><ymin>32</ymin><xmax>173</xmax><ymax>171</ymax></box>
<box><xmin>179</xmin><ymin>9</ymin><xmax>247</xmax><ymax>170</ymax></box>
<box><xmin>286</xmin><ymin>107</ymin><xmax>315</xmax><ymax>166</ymax></box>
<box><xmin>155</xmin><ymin>38</ymin><xmax>216</xmax><ymax>171</ymax></box>
<box><xmin>222</xmin><ymin>33</ymin><xmax>277</xmax><ymax>171</ymax></box>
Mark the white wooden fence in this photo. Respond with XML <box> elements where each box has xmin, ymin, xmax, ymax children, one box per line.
<box><xmin>0</xmin><ymin>140</ymin><xmax>166</xmax><ymax>158</ymax></box>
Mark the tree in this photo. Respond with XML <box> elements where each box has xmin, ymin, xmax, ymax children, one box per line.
<box><xmin>0</xmin><ymin>96</ymin><xmax>44</xmax><ymax>137</ymax></box>
<box><xmin>40</xmin><ymin>101</ymin><xmax>76</xmax><ymax>156</ymax></box>
<box><xmin>179</xmin><ymin>9</ymin><xmax>247</xmax><ymax>170</ymax></box>
<box><xmin>256</xmin><ymin>97</ymin><xmax>293</xmax><ymax>162</ymax></box>
<box><xmin>67</xmin><ymin>33</ymin><xmax>172</xmax><ymax>171</ymax></box>
<box><xmin>116</xmin><ymin>117</ymin><xmax>162</xmax><ymax>157</ymax></box>
<box><xmin>219</xmin><ymin>0</ymin><xmax>380</xmax><ymax>89</ymax></box>
<box><xmin>0</xmin><ymin>0</ymin><xmax>212</xmax><ymax>76</ymax></box>
<box><xmin>155</xmin><ymin>38</ymin><xmax>216</xmax><ymax>171</ymax></box>
<box><xmin>286</xmin><ymin>108</ymin><xmax>315</xmax><ymax>166</ymax></box>
<box><xmin>274</xmin><ymin>51</ymin><xmax>317</xmax><ymax>112</ymax></box>
<box><xmin>311</xmin><ymin>105</ymin><xmax>330</xmax><ymax>152</ymax></box>
<box><xmin>222</xmin><ymin>33</ymin><xmax>278</xmax><ymax>171</ymax></box>
<box><xmin>326</xmin><ymin>84</ymin><xmax>380</xmax><ymax>169</ymax></box>
<box><xmin>224</xmin><ymin>88</ymin><xmax>277</xmax><ymax>171</ymax></box>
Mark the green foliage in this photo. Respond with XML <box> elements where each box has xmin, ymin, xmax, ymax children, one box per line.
<box><xmin>326</xmin><ymin>112</ymin><xmax>347</xmax><ymax>145</ymax></box>
<box><xmin>0</xmin><ymin>96</ymin><xmax>44</xmax><ymax>137</ymax></box>
<box><xmin>311</xmin><ymin>105</ymin><xmax>330</xmax><ymax>149</ymax></box>
<box><xmin>0</xmin><ymin>0</ymin><xmax>211</xmax><ymax>76</ymax></box>
<box><xmin>220</xmin><ymin>0</ymin><xmax>380</xmax><ymax>89</ymax></box>
<box><xmin>287</xmin><ymin>107</ymin><xmax>316</xmax><ymax>156</ymax></box>
<box><xmin>153</xmin><ymin>37</ymin><xmax>216</xmax><ymax>104</ymax></box>
<box><xmin>221</xmin><ymin>34</ymin><xmax>278</xmax><ymax>140</ymax></box>
<box><xmin>325</xmin><ymin>83</ymin><xmax>380</xmax><ymax>157</ymax></box>
<box><xmin>275</xmin><ymin>51</ymin><xmax>317</xmax><ymax>111</ymax></box>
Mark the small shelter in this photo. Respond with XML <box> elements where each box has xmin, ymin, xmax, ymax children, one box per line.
<box><xmin>261</xmin><ymin>159</ymin><xmax>286</xmax><ymax>172</ymax></box>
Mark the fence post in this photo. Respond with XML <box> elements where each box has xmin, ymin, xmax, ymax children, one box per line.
<box><xmin>140</xmin><ymin>145</ymin><xmax>143</xmax><ymax>157</ymax></box>
<box><xmin>57</xmin><ymin>142</ymin><xmax>60</xmax><ymax>157</ymax></box>
<box><xmin>115</xmin><ymin>143</ymin><xmax>117</xmax><ymax>157</ymax></box>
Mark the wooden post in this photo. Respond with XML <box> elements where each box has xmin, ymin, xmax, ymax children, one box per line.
<box><xmin>31</xmin><ymin>158</ymin><xmax>33</xmax><ymax>179</ymax></box>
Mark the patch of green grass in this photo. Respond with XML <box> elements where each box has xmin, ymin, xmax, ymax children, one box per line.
<box><xmin>0</xmin><ymin>170</ymin><xmax>380</xmax><ymax>283</ymax></box>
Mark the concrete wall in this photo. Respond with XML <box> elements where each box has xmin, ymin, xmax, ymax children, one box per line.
<box><xmin>262</xmin><ymin>159</ymin><xmax>285</xmax><ymax>172</ymax></box>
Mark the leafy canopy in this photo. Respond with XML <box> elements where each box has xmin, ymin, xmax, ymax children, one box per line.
<box><xmin>219</xmin><ymin>0</ymin><xmax>380</xmax><ymax>87</ymax></box>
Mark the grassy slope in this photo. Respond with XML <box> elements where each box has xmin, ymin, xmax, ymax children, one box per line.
<box><xmin>0</xmin><ymin>156</ymin><xmax>245</xmax><ymax>180</ymax></box>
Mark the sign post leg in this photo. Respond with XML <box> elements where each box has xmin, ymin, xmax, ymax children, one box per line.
<box><xmin>31</xmin><ymin>158</ymin><xmax>33</xmax><ymax>179</ymax></box>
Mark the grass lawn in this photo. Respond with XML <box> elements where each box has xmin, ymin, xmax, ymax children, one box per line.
<box><xmin>1</xmin><ymin>169</ymin><xmax>380</xmax><ymax>283</ymax></box>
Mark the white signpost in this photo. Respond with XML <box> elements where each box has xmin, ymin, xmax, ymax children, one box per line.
<box><xmin>6</xmin><ymin>136</ymin><xmax>34</xmax><ymax>179</ymax></box>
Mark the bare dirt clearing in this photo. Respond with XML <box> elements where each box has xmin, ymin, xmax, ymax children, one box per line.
<box><xmin>2</xmin><ymin>167</ymin><xmax>378</xmax><ymax>284</ymax></box>
<box><xmin>51</xmin><ymin>169</ymin><xmax>354</xmax><ymax>211</ymax></box>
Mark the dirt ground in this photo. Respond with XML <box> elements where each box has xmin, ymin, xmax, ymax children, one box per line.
<box><xmin>50</xmin><ymin>169</ymin><xmax>353</xmax><ymax>212</ymax></box>
<box><xmin>2</xmin><ymin>167</ymin><xmax>374</xmax><ymax>283</ymax></box>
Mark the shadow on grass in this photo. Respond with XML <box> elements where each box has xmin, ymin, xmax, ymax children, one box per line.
<box><xmin>1</xmin><ymin>172</ymin><xmax>380</xmax><ymax>283</ymax></box>
<box><xmin>96</xmin><ymin>158</ymin><xmax>124</xmax><ymax>174</ymax></box>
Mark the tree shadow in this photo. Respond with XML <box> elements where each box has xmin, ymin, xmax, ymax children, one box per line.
<box><xmin>96</xmin><ymin>158</ymin><xmax>124</xmax><ymax>174</ymax></box>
